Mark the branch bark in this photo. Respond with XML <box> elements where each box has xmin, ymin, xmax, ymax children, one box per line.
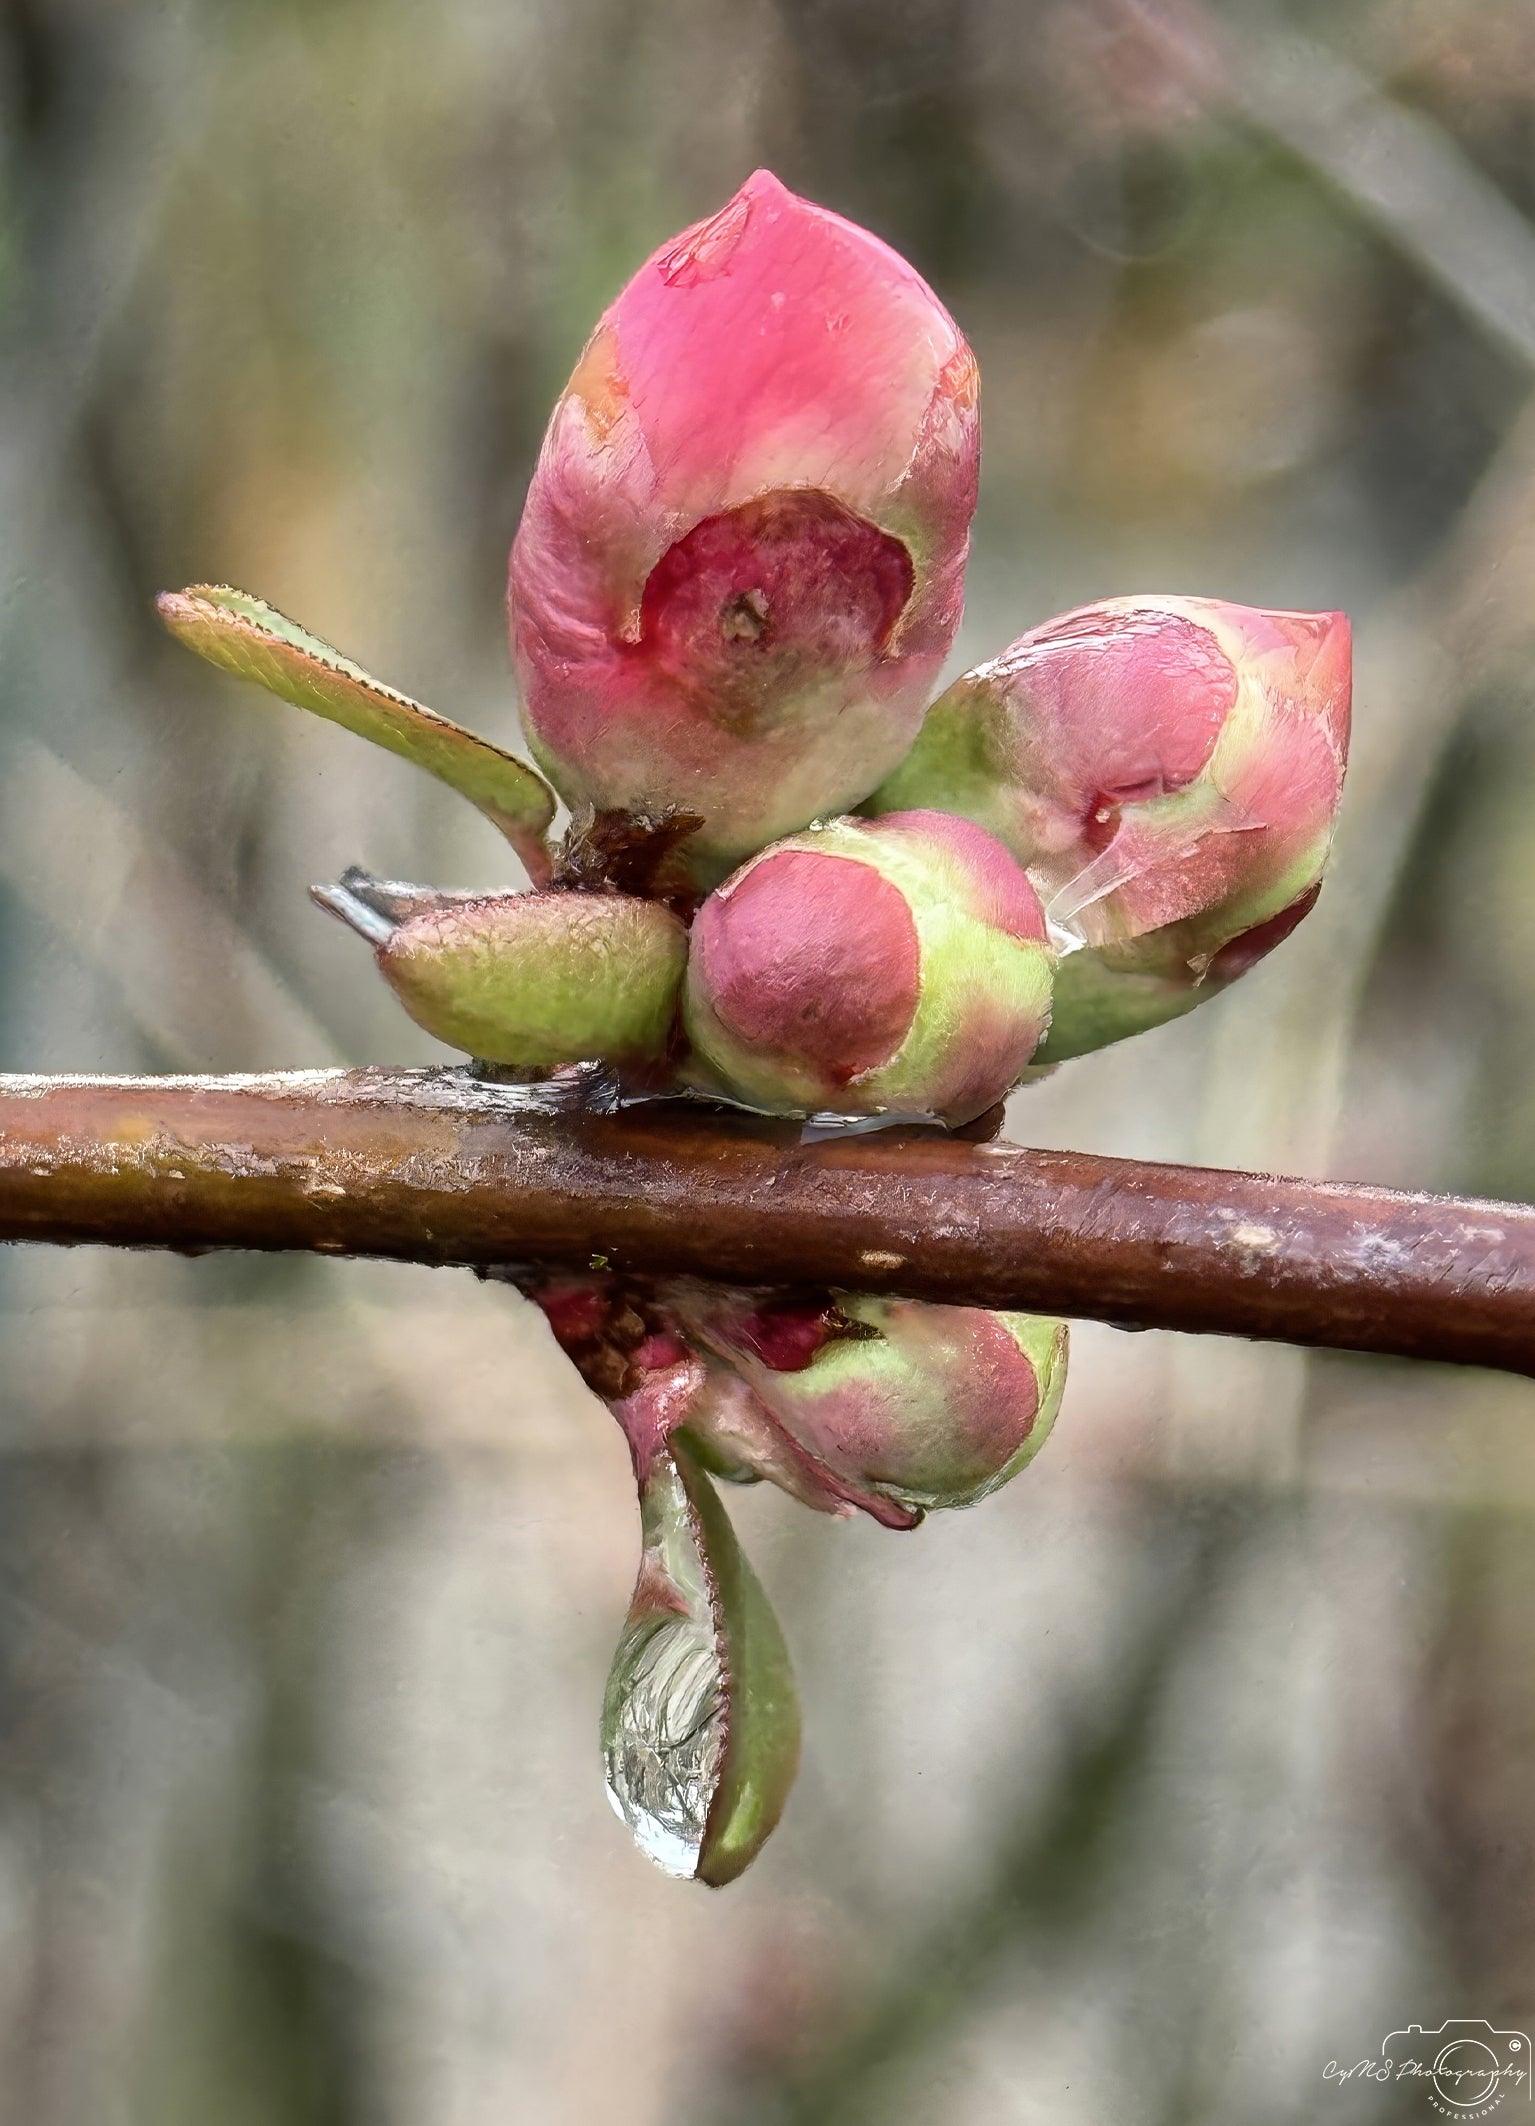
<box><xmin>0</xmin><ymin>1067</ymin><xmax>1531</xmax><ymax>1374</ymax></box>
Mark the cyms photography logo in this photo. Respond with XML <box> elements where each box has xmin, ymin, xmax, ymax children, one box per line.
<box><xmin>1326</xmin><ymin>2022</ymin><xmax>1532</xmax><ymax>2118</ymax></box>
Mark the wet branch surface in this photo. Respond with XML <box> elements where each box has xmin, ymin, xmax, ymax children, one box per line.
<box><xmin>0</xmin><ymin>1067</ymin><xmax>1530</xmax><ymax>1375</ymax></box>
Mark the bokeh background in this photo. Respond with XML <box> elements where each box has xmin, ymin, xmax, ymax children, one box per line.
<box><xmin>3</xmin><ymin>1</ymin><xmax>1534</xmax><ymax>2120</ymax></box>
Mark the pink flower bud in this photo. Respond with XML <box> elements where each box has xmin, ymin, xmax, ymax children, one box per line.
<box><xmin>509</xmin><ymin>171</ymin><xmax>980</xmax><ymax>883</ymax></box>
<box><xmin>682</xmin><ymin>811</ymin><xmax>1054</xmax><ymax>1122</ymax></box>
<box><xmin>869</xmin><ymin>594</ymin><xmax>1349</xmax><ymax>1054</ymax></box>
<box><xmin>681</xmin><ymin>1289</ymin><xmax>1069</xmax><ymax>1514</ymax></box>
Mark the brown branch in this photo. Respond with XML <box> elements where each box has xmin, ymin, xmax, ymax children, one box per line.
<box><xmin>0</xmin><ymin>1068</ymin><xmax>1531</xmax><ymax>1375</ymax></box>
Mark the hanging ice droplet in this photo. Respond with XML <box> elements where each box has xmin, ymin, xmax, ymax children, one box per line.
<box><xmin>602</xmin><ymin>1594</ymin><xmax>726</xmax><ymax>1877</ymax></box>
<box><xmin>600</xmin><ymin>1441</ymin><xmax>800</xmax><ymax>1887</ymax></box>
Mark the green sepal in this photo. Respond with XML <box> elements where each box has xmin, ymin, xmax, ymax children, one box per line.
<box><xmin>1031</xmin><ymin>948</ymin><xmax>1208</xmax><ymax>1063</ymax></box>
<box><xmin>317</xmin><ymin>884</ymin><xmax>687</xmax><ymax>1071</ymax></box>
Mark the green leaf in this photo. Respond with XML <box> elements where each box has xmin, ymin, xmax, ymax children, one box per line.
<box><xmin>157</xmin><ymin>585</ymin><xmax>556</xmax><ymax>878</ymax></box>
<box><xmin>602</xmin><ymin>1439</ymin><xmax>800</xmax><ymax>1886</ymax></box>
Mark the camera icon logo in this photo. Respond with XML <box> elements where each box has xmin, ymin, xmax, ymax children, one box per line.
<box><xmin>1383</xmin><ymin>2022</ymin><xmax>1532</xmax><ymax>2117</ymax></box>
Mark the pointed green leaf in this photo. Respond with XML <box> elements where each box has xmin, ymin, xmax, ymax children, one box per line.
<box><xmin>602</xmin><ymin>1439</ymin><xmax>800</xmax><ymax>1886</ymax></box>
<box><xmin>157</xmin><ymin>585</ymin><xmax>556</xmax><ymax>878</ymax></box>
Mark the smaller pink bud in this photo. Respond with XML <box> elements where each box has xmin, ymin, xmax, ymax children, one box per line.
<box><xmin>509</xmin><ymin>171</ymin><xmax>980</xmax><ymax>882</ymax></box>
<box><xmin>682</xmin><ymin>812</ymin><xmax>1054</xmax><ymax>1122</ymax></box>
<box><xmin>869</xmin><ymin>594</ymin><xmax>1350</xmax><ymax>1055</ymax></box>
<box><xmin>681</xmin><ymin>1289</ymin><xmax>1069</xmax><ymax>1514</ymax></box>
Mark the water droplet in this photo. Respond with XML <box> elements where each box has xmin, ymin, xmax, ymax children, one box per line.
<box><xmin>602</xmin><ymin>1454</ymin><xmax>724</xmax><ymax>1878</ymax></box>
<box><xmin>603</xmin><ymin>1602</ymin><xmax>725</xmax><ymax>1877</ymax></box>
<box><xmin>800</xmin><ymin>1107</ymin><xmax>940</xmax><ymax>1141</ymax></box>
<box><xmin>601</xmin><ymin>1446</ymin><xmax>800</xmax><ymax>1885</ymax></box>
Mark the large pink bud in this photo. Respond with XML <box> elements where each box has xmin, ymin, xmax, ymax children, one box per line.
<box><xmin>682</xmin><ymin>812</ymin><xmax>1055</xmax><ymax>1123</ymax></box>
<box><xmin>509</xmin><ymin>170</ymin><xmax>980</xmax><ymax>884</ymax></box>
<box><xmin>869</xmin><ymin>595</ymin><xmax>1350</xmax><ymax>1056</ymax></box>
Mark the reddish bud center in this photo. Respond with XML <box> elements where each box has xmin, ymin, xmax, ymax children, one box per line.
<box><xmin>732</xmin><ymin>1303</ymin><xmax>835</xmax><ymax>1372</ymax></box>
<box><xmin>1208</xmin><ymin>884</ymin><xmax>1322</xmax><ymax>981</ymax></box>
<box><xmin>639</xmin><ymin>489</ymin><xmax>914</xmax><ymax>725</ymax></box>
<box><xmin>632</xmin><ymin>1329</ymin><xmax>690</xmax><ymax>1374</ymax></box>
<box><xmin>532</xmin><ymin>1278</ymin><xmax>612</xmax><ymax>1353</ymax></box>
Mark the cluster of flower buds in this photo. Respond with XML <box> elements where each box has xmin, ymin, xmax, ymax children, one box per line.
<box><xmin>160</xmin><ymin>170</ymin><xmax>1350</xmax><ymax>1883</ymax></box>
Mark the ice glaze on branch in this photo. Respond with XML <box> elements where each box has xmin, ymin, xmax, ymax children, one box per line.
<box><xmin>0</xmin><ymin>1068</ymin><xmax>1529</xmax><ymax>1375</ymax></box>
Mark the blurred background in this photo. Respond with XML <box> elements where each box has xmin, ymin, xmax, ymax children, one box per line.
<box><xmin>2</xmin><ymin>0</ymin><xmax>1534</xmax><ymax>2119</ymax></box>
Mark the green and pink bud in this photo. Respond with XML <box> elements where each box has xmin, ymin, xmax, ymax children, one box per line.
<box><xmin>509</xmin><ymin>170</ymin><xmax>980</xmax><ymax>883</ymax></box>
<box><xmin>314</xmin><ymin>874</ymin><xmax>686</xmax><ymax>1071</ymax></box>
<box><xmin>682</xmin><ymin>811</ymin><xmax>1055</xmax><ymax>1122</ymax></box>
<box><xmin>521</xmin><ymin>1271</ymin><xmax>923</xmax><ymax>1528</ymax></box>
<box><xmin>677</xmin><ymin>1339</ymin><xmax>924</xmax><ymax>1532</ymax></box>
<box><xmin>868</xmin><ymin>595</ymin><xmax>1350</xmax><ymax>1054</ymax></box>
<box><xmin>679</xmin><ymin>1288</ymin><xmax>1069</xmax><ymax>1515</ymax></box>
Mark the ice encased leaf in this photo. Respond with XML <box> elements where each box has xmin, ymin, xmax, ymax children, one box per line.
<box><xmin>602</xmin><ymin>1452</ymin><xmax>723</xmax><ymax>1877</ymax></box>
<box><xmin>601</xmin><ymin>1443</ymin><xmax>799</xmax><ymax>1886</ymax></box>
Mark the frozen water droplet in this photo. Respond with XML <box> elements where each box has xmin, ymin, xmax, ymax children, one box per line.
<box><xmin>601</xmin><ymin>1445</ymin><xmax>801</xmax><ymax>1885</ymax></box>
<box><xmin>800</xmin><ymin>1107</ymin><xmax>940</xmax><ymax>1141</ymax></box>
<box><xmin>602</xmin><ymin>1454</ymin><xmax>725</xmax><ymax>1878</ymax></box>
<box><xmin>603</xmin><ymin>1603</ymin><xmax>725</xmax><ymax>1877</ymax></box>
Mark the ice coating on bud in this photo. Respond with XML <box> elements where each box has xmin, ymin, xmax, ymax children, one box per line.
<box><xmin>602</xmin><ymin>1372</ymin><xmax>800</xmax><ymax>1887</ymax></box>
<box><xmin>683</xmin><ymin>1291</ymin><xmax>1068</xmax><ymax>1513</ymax></box>
<box><xmin>317</xmin><ymin>884</ymin><xmax>686</xmax><ymax>1069</ymax></box>
<box><xmin>869</xmin><ymin>594</ymin><xmax>1349</xmax><ymax>1055</ymax></box>
<box><xmin>682</xmin><ymin>811</ymin><xmax>1054</xmax><ymax>1123</ymax></box>
<box><xmin>1035</xmin><ymin>881</ymin><xmax>1325</xmax><ymax>1061</ymax></box>
<box><xmin>509</xmin><ymin>170</ymin><xmax>980</xmax><ymax>882</ymax></box>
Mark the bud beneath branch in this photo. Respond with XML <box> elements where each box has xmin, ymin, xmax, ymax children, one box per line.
<box><xmin>315</xmin><ymin>877</ymin><xmax>686</xmax><ymax>1071</ymax></box>
<box><xmin>869</xmin><ymin>595</ymin><xmax>1350</xmax><ymax>1054</ymax></box>
<box><xmin>509</xmin><ymin>170</ymin><xmax>980</xmax><ymax>882</ymax></box>
<box><xmin>682</xmin><ymin>812</ymin><xmax>1054</xmax><ymax>1123</ymax></box>
<box><xmin>680</xmin><ymin>1288</ymin><xmax>1068</xmax><ymax>1514</ymax></box>
<box><xmin>677</xmin><ymin>1340</ymin><xmax>925</xmax><ymax>1531</ymax></box>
